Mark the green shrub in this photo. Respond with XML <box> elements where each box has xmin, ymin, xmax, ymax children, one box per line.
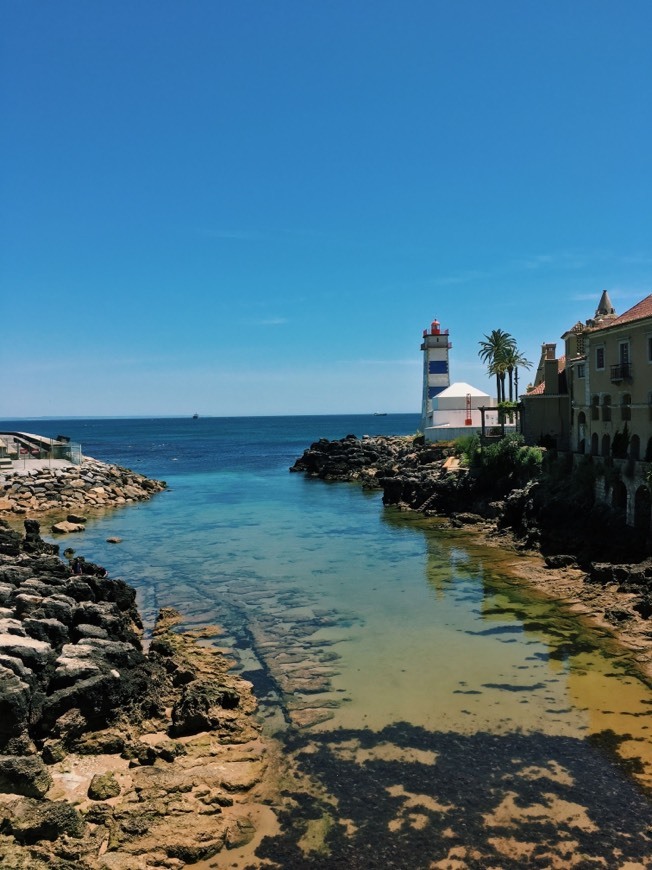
<box><xmin>453</xmin><ymin>434</ymin><xmax>480</xmax><ymax>468</ymax></box>
<box><xmin>478</xmin><ymin>433</ymin><xmax>543</xmax><ymax>488</ymax></box>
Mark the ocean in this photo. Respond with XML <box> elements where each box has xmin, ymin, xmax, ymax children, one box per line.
<box><xmin>3</xmin><ymin>414</ymin><xmax>651</xmax><ymax>865</ymax></box>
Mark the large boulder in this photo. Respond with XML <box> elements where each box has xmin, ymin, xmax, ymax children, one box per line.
<box><xmin>0</xmin><ymin>633</ymin><xmax>54</xmax><ymax>672</ymax></box>
<box><xmin>0</xmin><ymin>524</ymin><xmax>21</xmax><ymax>557</ymax></box>
<box><xmin>87</xmin><ymin>771</ymin><xmax>121</xmax><ymax>801</ymax></box>
<box><xmin>171</xmin><ymin>680</ymin><xmax>241</xmax><ymax>737</ymax></box>
<box><xmin>0</xmin><ymin>755</ymin><xmax>52</xmax><ymax>798</ymax></box>
<box><xmin>0</xmin><ymin>665</ymin><xmax>31</xmax><ymax>748</ymax></box>
<box><xmin>0</xmin><ymin>797</ymin><xmax>85</xmax><ymax>843</ymax></box>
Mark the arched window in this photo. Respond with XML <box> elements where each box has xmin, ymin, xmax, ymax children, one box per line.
<box><xmin>621</xmin><ymin>393</ymin><xmax>631</xmax><ymax>421</ymax></box>
<box><xmin>601</xmin><ymin>433</ymin><xmax>611</xmax><ymax>457</ymax></box>
<box><xmin>612</xmin><ymin>480</ymin><xmax>627</xmax><ymax>513</ymax></box>
<box><xmin>602</xmin><ymin>395</ymin><xmax>611</xmax><ymax>422</ymax></box>
<box><xmin>635</xmin><ymin>486</ymin><xmax>651</xmax><ymax>536</ymax></box>
<box><xmin>630</xmin><ymin>434</ymin><xmax>640</xmax><ymax>461</ymax></box>
<box><xmin>591</xmin><ymin>433</ymin><xmax>599</xmax><ymax>456</ymax></box>
<box><xmin>577</xmin><ymin>411</ymin><xmax>586</xmax><ymax>454</ymax></box>
<box><xmin>591</xmin><ymin>395</ymin><xmax>600</xmax><ymax>421</ymax></box>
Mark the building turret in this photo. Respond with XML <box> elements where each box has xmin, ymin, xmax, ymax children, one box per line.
<box><xmin>420</xmin><ymin>319</ymin><xmax>452</xmax><ymax>430</ymax></box>
<box><xmin>594</xmin><ymin>289</ymin><xmax>616</xmax><ymax>321</ymax></box>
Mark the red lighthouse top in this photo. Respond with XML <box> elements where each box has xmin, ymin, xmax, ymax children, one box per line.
<box><xmin>423</xmin><ymin>319</ymin><xmax>448</xmax><ymax>337</ymax></box>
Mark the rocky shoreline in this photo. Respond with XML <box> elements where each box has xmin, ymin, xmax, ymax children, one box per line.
<box><xmin>291</xmin><ymin>433</ymin><xmax>652</xmax><ymax>680</ymax></box>
<box><xmin>0</xmin><ymin>459</ymin><xmax>167</xmax><ymax>521</ymax></box>
<box><xmin>0</xmin><ymin>520</ymin><xmax>275</xmax><ymax>869</ymax></box>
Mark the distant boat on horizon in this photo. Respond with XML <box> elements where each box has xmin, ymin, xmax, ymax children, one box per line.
<box><xmin>373</xmin><ymin>412</ymin><xmax>388</xmax><ymax>416</ymax></box>
<box><xmin>192</xmin><ymin>413</ymin><xmax>199</xmax><ymax>419</ymax></box>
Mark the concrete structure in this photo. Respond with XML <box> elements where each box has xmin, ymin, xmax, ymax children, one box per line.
<box><xmin>420</xmin><ymin>319</ymin><xmax>500</xmax><ymax>441</ymax></box>
<box><xmin>0</xmin><ymin>432</ymin><xmax>82</xmax><ymax>468</ymax></box>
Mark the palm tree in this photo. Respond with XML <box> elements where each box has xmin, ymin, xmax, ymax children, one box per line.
<box><xmin>502</xmin><ymin>346</ymin><xmax>533</xmax><ymax>402</ymax></box>
<box><xmin>478</xmin><ymin>330</ymin><xmax>516</xmax><ymax>403</ymax></box>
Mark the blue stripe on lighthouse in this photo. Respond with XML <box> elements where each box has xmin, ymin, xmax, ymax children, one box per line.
<box><xmin>429</xmin><ymin>360</ymin><xmax>448</xmax><ymax>374</ymax></box>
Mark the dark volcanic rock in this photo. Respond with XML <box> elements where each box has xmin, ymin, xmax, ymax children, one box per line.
<box><xmin>0</xmin><ymin>520</ymin><xmax>155</xmax><ymax>747</ymax></box>
<box><xmin>23</xmin><ymin>520</ymin><xmax>59</xmax><ymax>556</ymax></box>
<box><xmin>0</xmin><ymin>755</ymin><xmax>53</xmax><ymax>798</ymax></box>
<box><xmin>544</xmin><ymin>554</ymin><xmax>578</xmax><ymax>569</ymax></box>
<box><xmin>0</xmin><ymin>797</ymin><xmax>85</xmax><ymax>843</ymax></box>
<box><xmin>0</xmin><ymin>523</ymin><xmax>22</xmax><ymax>557</ymax></box>
<box><xmin>171</xmin><ymin>679</ymin><xmax>241</xmax><ymax>736</ymax></box>
<box><xmin>0</xmin><ymin>667</ymin><xmax>31</xmax><ymax>748</ymax></box>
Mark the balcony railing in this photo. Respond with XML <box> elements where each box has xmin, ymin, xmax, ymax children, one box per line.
<box><xmin>610</xmin><ymin>362</ymin><xmax>632</xmax><ymax>381</ymax></box>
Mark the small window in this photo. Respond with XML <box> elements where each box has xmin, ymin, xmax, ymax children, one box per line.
<box><xmin>576</xmin><ymin>334</ymin><xmax>585</xmax><ymax>355</ymax></box>
<box><xmin>596</xmin><ymin>347</ymin><xmax>605</xmax><ymax>370</ymax></box>
<box><xmin>648</xmin><ymin>336</ymin><xmax>652</xmax><ymax>362</ymax></box>
<box><xmin>591</xmin><ymin>395</ymin><xmax>600</xmax><ymax>421</ymax></box>
<box><xmin>577</xmin><ymin>364</ymin><xmax>585</xmax><ymax>378</ymax></box>
<box><xmin>619</xmin><ymin>342</ymin><xmax>630</xmax><ymax>364</ymax></box>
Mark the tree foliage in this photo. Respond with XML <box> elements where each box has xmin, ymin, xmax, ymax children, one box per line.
<box><xmin>478</xmin><ymin>330</ymin><xmax>532</xmax><ymax>403</ymax></box>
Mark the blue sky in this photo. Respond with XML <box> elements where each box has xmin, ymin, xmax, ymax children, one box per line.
<box><xmin>2</xmin><ymin>1</ymin><xmax>651</xmax><ymax>417</ymax></box>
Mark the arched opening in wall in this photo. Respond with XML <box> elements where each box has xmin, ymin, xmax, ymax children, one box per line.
<box><xmin>612</xmin><ymin>479</ymin><xmax>628</xmax><ymax>514</ymax></box>
<box><xmin>602</xmin><ymin>395</ymin><xmax>611</xmax><ymax>422</ymax></box>
<box><xmin>601</xmin><ymin>434</ymin><xmax>611</xmax><ymax>457</ymax></box>
<box><xmin>634</xmin><ymin>486</ymin><xmax>651</xmax><ymax>538</ymax></box>
<box><xmin>591</xmin><ymin>433</ymin><xmax>599</xmax><ymax>456</ymax></box>
<box><xmin>591</xmin><ymin>396</ymin><xmax>600</xmax><ymax>421</ymax></box>
<box><xmin>577</xmin><ymin>412</ymin><xmax>586</xmax><ymax>454</ymax></box>
<box><xmin>630</xmin><ymin>434</ymin><xmax>640</xmax><ymax>461</ymax></box>
<box><xmin>646</xmin><ymin>437</ymin><xmax>652</xmax><ymax>462</ymax></box>
<box><xmin>621</xmin><ymin>393</ymin><xmax>631</xmax><ymax>421</ymax></box>
<box><xmin>611</xmin><ymin>480</ymin><xmax>627</xmax><ymax>520</ymax></box>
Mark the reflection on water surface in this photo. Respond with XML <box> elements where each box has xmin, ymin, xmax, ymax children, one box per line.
<box><xmin>54</xmin><ymin>458</ymin><xmax>652</xmax><ymax>866</ymax></box>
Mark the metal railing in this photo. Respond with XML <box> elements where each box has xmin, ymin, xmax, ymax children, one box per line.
<box><xmin>610</xmin><ymin>362</ymin><xmax>632</xmax><ymax>381</ymax></box>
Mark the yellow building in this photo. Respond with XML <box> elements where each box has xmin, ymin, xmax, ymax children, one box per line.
<box><xmin>521</xmin><ymin>291</ymin><xmax>652</xmax><ymax>533</ymax></box>
<box><xmin>565</xmin><ymin>291</ymin><xmax>652</xmax><ymax>462</ymax></box>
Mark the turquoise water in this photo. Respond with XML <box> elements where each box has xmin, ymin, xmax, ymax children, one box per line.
<box><xmin>3</xmin><ymin>415</ymin><xmax>652</xmax><ymax>865</ymax></box>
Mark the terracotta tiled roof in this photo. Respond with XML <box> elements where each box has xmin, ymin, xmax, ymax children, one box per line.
<box><xmin>591</xmin><ymin>294</ymin><xmax>652</xmax><ymax>330</ymax></box>
<box><xmin>527</xmin><ymin>381</ymin><xmax>545</xmax><ymax>395</ymax></box>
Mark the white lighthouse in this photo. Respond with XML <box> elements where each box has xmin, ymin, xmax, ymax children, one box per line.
<box><xmin>420</xmin><ymin>318</ymin><xmax>451</xmax><ymax>431</ymax></box>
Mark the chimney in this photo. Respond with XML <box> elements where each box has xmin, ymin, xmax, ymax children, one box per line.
<box><xmin>544</xmin><ymin>344</ymin><xmax>558</xmax><ymax>394</ymax></box>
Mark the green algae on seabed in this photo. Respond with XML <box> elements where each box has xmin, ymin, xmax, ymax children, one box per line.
<box><xmin>257</xmin><ymin>724</ymin><xmax>652</xmax><ymax>869</ymax></box>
